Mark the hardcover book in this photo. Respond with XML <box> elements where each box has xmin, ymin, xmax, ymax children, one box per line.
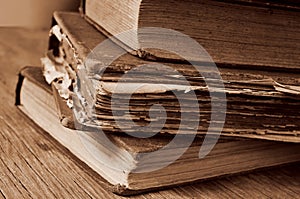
<box><xmin>81</xmin><ymin>0</ymin><xmax>300</xmax><ymax>69</ymax></box>
<box><xmin>42</xmin><ymin>12</ymin><xmax>300</xmax><ymax>142</ymax></box>
<box><xmin>16</xmin><ymin>66</ymin><xmax>300</xmax><ymax>195</ymax></box>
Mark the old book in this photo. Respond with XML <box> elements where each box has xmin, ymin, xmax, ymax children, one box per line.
<box><xmin>81</xmin><ymin>0</ymin><xmax>300</xmax><ymax>70</ymax></box>
<box><xmin>15</xmin><ymin>66</ymin><xmax>300</xmax><ymax>195</ymax></box>
<box><xmin>43</xmin><ymin>11</ymin><xmax>300</xmax><ymax>142</ymax></box>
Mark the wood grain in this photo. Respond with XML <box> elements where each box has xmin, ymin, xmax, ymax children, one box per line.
<box><xmin>0</xmin><ymin>27</ymin><xmax>300</xmax><ymax>198</ymax></box>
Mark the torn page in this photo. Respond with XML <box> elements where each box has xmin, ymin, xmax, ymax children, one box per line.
<box><xmin>274</xmin><ymin>81</ymin><xmax>300</xmax><ymax>95</ymax></box>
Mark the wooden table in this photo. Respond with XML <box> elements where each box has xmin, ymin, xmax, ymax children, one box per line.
<box><xmin>0</xmin><ymin>27</ymin><xmax>300</xmax><ymax>198</ymax></box>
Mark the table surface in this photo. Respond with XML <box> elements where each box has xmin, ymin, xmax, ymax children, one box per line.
<box><xmin>0</xmin><ymin>27</ymin><xmax>300</xmax><ymax>199</ymax></box>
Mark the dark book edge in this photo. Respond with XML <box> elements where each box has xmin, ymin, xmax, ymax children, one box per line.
<box><xmin>16</xmin><ymin>66</ymin><xmax>51</xmax><ymax>107</ymax></box>
<box><xmin>15</xmin><ymin>71</ymin><xmax>25</xmax><ymax>106</ymax></box>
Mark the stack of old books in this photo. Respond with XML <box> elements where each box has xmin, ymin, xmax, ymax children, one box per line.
<box><xmin>16</xmin><ymin>0</ymin><xmax>300</xmax><ymax>195</ymax></box>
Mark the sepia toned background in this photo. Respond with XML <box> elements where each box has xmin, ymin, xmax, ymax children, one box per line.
<box><xmin>0</xmin><ymin>1</ymin><xmax>299</xmax><ymax>198</ymax></box>
<box><xmin>0</xmin><ymin>0</ymin><xmax>80</xmax><ymax>28</ymax></box>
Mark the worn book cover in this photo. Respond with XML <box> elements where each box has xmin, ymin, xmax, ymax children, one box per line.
<box><xmin>42</xmin><ymin>12</ymin><xmax>300</xmax><ymax>142</ymax></box>
<box><xmin>81</xmin><ymin>0</ymin><xmax>300</xmax><ymax>68</ymax></box>
<box><xmin>15</xmin><ymin>66</ymin><xmax>300</xmax><ymax>195</ymax></box>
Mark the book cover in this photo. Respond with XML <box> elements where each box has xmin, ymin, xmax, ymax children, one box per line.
<box><xmin>15</xmin><ymin>66</ymin><xmax>300</xmax><ymax>195</ymax></box>
<box><xmin>82</xmin><ymin>0</ymin><xmax>300</xmax><ymax>69</ymax></box>
<box><xmin>42</xmin><ymin>11</ymin><xmax>300</xmax><ymax>142</ymax></box>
